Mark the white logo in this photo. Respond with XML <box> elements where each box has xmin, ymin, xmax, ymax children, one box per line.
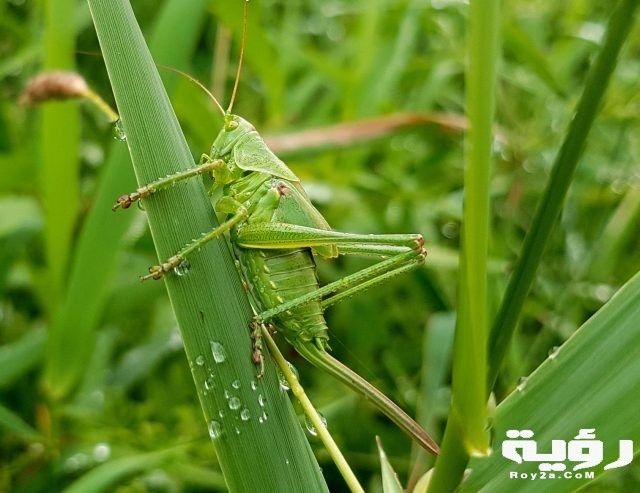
<box><xmin>502</xmin><ymin>429</ymin><xmax>633</xmax><ymax>480</ymax></box>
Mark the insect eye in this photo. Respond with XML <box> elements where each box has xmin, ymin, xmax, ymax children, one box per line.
<box><xmin>226</xmin><ymin>120</ymin><xmax>239</xmax><ymax>131</ymax></box>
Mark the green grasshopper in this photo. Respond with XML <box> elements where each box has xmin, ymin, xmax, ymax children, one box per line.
<box><xmin>113</xmin><ymin>8</ymin><xmax>439</xmax><ymax>456</ymax></box>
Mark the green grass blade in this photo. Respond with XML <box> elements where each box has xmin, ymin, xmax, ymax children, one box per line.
<box><xmin>488</xmin><ymin>0</ymin><xmax>640</xmax><ymax>388</ymax></box>
<box><xmin>589</xmin><ymin>187</ymin><xmax>640</xmax><ymax>281</ymax></box>
<box><xmin>170</xmin><ymin>463</ymin><xmax>227</xmax><ymax>491</ymax></box>
<box><xmin>502</xmin><ymin>22</ymin><xmax>565</xmax><ymax>98</ymax></box>
<box><xmin>377</xmin><ymin>437</ymin><xmax>404</xmax><ymax>493</ymax></box>
<box><xmin>63</xmin><ymin>447</ymin><xmax>187</xmax><ymax>493</ymax></box>
<box><xmin>44</xmin><ymin>0</ymin><xmax>207</xmax><ymax>400</ymax></box>
<box><xmin>429</xmin><ymin>0</ymin><xmax>500</xmax><ymax>489</ymax></box>
<box><xmin>85</xmin><ymin>1</ymin><xmax>328</xmax><ymax>490</ymax></box>
<box><xmin>40</xmin><ymin>0</ymin><xmax>80</xmax><ymax>307</ymax></box>
<box><xmin>462</xmin><ymin>270</ymin><xmax>640</xmax><ymax>492</ymax></box>
<box><xmin>408</xmin><ymin>313</ymin><xmax>455</xmax><ymax>489</ymax></box>
<box><xmin>0</xmin><ymin>403</ymin><xmax>42</xmax><ymax>440</ymax></box>
<box><xmin>452</xmin><ymin>0</ymin><xmax>500</xmax><ymax>453</ymax></box>
<box><xmin>0</xmin><ymin>328</ymin><xmax>46</xmax><ymax>388</ymax></box>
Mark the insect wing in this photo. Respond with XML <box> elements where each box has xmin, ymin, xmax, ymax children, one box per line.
<box><xmin>272</xmin><ymin>181</ymin><xmax>338</xmax><ymax>259</ymax></box>
<box><xmin>233</xmin><ymin>134</ymin><xmax>300</xmax><ymax>182</ymax></box>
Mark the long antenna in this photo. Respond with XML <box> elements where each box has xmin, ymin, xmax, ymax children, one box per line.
<box><xmin>226</xmin><ymin>0</ymin><xmax>248</xmax><ymax>114</ymax></box>
<box><xmin>76</xmin><ymin>50</ymin><xmax>227</xmax><ymax>117</ymax></box>
<box><xmin>159</xmin><ymin>64</ymin><xmax>226</xmax><ymax>117</ymax></box>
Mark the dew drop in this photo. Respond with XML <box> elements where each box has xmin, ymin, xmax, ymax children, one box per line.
<box><xmin>204</xmin><ymin>377</ymin><xmax>215</xmax><ymax>390</ymax></box>
<box><xmin>235</xmin><ymin>426</ymin><xmax>241</xmax><ymax>435</ymax></box>
<box><xmin>287</xmin><ymin>361</ymin><xmax>299</xmax><ymax>379</ymax></box>
<box><xmin>258</xmin><ymin>394</ymin><xmax>266</xmax><ymax>407</ymax></box>
<box><xmin>112</xmin><ymin>119</ymin><xmax>127</xmax><ymax>141</ymax></box>
<box><xmin>173</xmin><ymin>259</ymin><xmax>191</xmax><ymax>277</ymax></box>
<box><xmin>593</xmin><ymin>284</ymin><xmax>614</xmax><ymax>302</ymax></box>
<box><xmin>250</xmin><ymin>380</ymin><xmax>258</xmax><ymax>391</ymax></box>
<box><xmin>63</xmin><ymin>453</ymin><xmax>89</xmax><ymax>473</ymax></box>
<box><xmin>278</xmin><ymin>361</ymin><xmax>299</xmax><ymax>391</ymax></box>
<box><xmin>92</xmin><ymin>443</ymin><xmax>111</xmax><ymax>462</ymax></box>
<box><xmin>208</xmin><ymin>420</ymin><xmax>222</xmax><ymax>439</ymax></box>
<box><xmin>516</xmin><ymin>376</ymin><xmax>528</xmax><ymax>392</ymax></box>
<box><xmin>228</xmin><ymin>396</ymin><xmax>241</xmax><ymax>410</ymax></box>
<box><xmin>548</xmin><ymin>346</ymin><xmax>560</xmax><ymax>359</ymax></box>
<box><xmin>305</xmin><ymin>412</ymin><xmax>328</xmax><ymax>437</ymax></box>
<box><xmin>136</xmin><ymin>200</ymin><xmax>146</xmax><ymax>211</ymax></box>
<box><xmin>195</xmin><ymin>355</ymin><xmax>205</xmax><ymax>366</ymax></box>
<box><xmin>211</xmin><ymin>341</ymin><xmax>227</xmax><ymax>363</ymax></box>
<box><xmin>232</xmin><ymin>379</ymin><xmax>241</xmax><ymax>389</ymax></box>
<box><xmin>240</xmin><ymin>408</ymin><xmax>251</xmax><ymax>421</ymax></box>
<box><xmin>218</xmin><ymin>409</ymin><xmax>225</xmax><ymax>418</ymax></box>
<box><xmin>224</xmin><ymin>389</ymin><xmax>230</xmax><ymax>399</ymax></box>
<box><xmin>278</xmin><ymin>370</ymin><xmax>290</xmax><ymax>391</ymax></box>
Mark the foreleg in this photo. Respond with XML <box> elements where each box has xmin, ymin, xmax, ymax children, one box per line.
<box><xmin>112</xmin><ymin>155</ymin><xmax>223</xmax><ymax>210</ymax></box>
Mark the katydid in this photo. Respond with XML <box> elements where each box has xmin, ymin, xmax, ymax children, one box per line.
<box><xmin>112</xmin><ymin>8</ymin><xmax>439</xmax><ymax>457</ymax></box>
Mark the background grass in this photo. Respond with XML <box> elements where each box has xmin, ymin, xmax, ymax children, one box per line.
<box><xmin>1</xmin><ymin>0</ymin><xmax>639</xmax><ymax>491</ymax></box>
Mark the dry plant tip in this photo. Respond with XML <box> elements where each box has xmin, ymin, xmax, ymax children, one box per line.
<box><xmin>20</xmin><ymin>71</ymin><xmax>89</xmax><ymax>106</ymax></box>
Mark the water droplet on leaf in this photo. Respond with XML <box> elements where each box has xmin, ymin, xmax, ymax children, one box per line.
<box><xmin>208</xmin><ymin>420</ymin><xmax>222</xmax><ymax>439</ymax></box>
<box><xmin>211</xmin><ymin>341</ymin><xmax>227</xmax><ymax>363</ymax></box>
<box><xmin>63</xmin><ymin>453</ymin><xmax>89</xmax><ymax>473</ymax></box>
<box><xmin>277</xmin><ymin>361</ymin><xmax>298</xmax><ymax>391</ymax></box>
<box><xmin>516</xmin><ymin>376</ymin><xmax>528</xmax><ymax>392</ymax></box>
<box><xmin>228</xmin><ymin>396</ymin><xmax>241</xmax><ymax>410</ymax></box>
<box><xmin>112</xmin><ymin>119</ymin><xmax>127</xmax><ymax>141</ymax></box>
<box><xmin>287</xmin><ymin>361</ymin><xmax>299</xmax><ymax>379</ymax></box>
<box><xmin>278</xmin><ymin>371</ymin><xmax>290</xmax><ymax>391</ymax></box>
<box><xmin>240</xmin><ymin>408</ymin><xmax>250</xmax><ymax>421</ymax></box>
<box><xmin>195</xmin><ymin>355</ymin><xmax>205</xmax><ymax>366</ymax></box>
<box><xmin>305</xmin><ymin>412</ymin><xmax>327</xmax><ymax>437</ymax></box>
<box><xmin>92</xmin><ymin>443</ymin><xmax>111</xmax><ymax>462</ymax></box>
<box><xmin>173</xmin><ymin>259</ymin><xmax>191</xmax><ymax>277</ymax></box>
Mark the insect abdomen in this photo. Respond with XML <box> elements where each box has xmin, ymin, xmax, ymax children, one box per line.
<box><xmin>237</xmin><ymin>247</ymin><xmax>329</xmax><ymax>347</ymax></box>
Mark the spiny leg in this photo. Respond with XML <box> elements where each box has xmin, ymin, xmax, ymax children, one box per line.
<box><xmin>320</xmin><ymin>253</ymin><xmax>424</xmax><ymax>310</ymax></box>
<box><xmin>141</xmin><ymin>182</ymin><xmax>286</xmax><ymax>281</ymax></box>
<box><xmin>318</xmin><ymin>242</ymin><xmax>427</xmax><ymax>308</ymax></box>
<box><xmin>234</xmin><ymin>222</ymin><xmax>426</xmax><ymax>322</ymax></box>
<box><xmin>235</xmin><ymin>221</ymin><xmax>423</xmax><ymax>251</ymax></box>
<box><xmin>112</xmin><ymin>156</ymin><xmax>223</xmax><ymax>210</ymax></box>
<box><xmin>255</xmin><ymin>249</ymin><xmax>424</xmax><ymax>322</ymax></box>
<box><xmin>141</xmin><ymin>203</ymin><xmax>248</xmax><ymax>281</ymax></box>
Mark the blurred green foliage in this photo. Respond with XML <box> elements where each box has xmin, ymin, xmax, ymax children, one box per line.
<box><xmin>1</xmin><ymin>0</ymin><xmax>639</xmax><ymax>491</ymax></box>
